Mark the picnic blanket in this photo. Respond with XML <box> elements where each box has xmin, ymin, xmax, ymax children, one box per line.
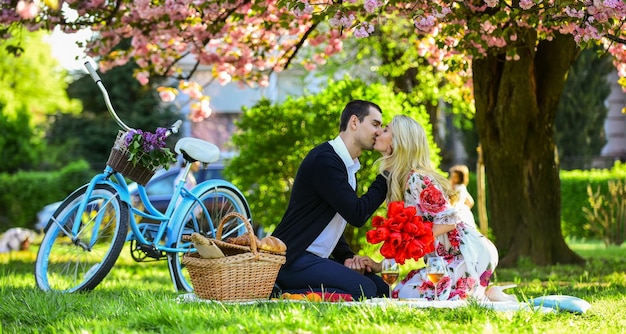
<box><xmin>175</xmin><ymin>293</ymin><xmax>590</xmax><ymax>314</ymax></box>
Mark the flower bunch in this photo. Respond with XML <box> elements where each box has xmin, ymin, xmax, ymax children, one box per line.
<box><xmin>123</xmin><ymin>128</ymin><xmax>177</xmax><ymax>171</ymax></box>
<box><xmin>366</xmin><ymin>201</ymin><xmax>435</xmax><ymax>264</ymax></box>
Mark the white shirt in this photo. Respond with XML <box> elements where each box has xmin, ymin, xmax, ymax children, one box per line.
<box><xmin>306</xmin><ymin>136</ymin><xmax>361</xmax><ymax>258</ymax></box>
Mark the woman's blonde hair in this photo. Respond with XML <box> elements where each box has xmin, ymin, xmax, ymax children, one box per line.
<box><xmin>377</xmin><ymin>115</ymin><xmax>455</xmax><ymax>203</ymax></box>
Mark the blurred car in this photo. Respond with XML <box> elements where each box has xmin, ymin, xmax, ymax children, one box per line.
<box><xmin>35</xmin><ymin>163</ymin><xmax>225</xmax><ymax>231</ymax></box>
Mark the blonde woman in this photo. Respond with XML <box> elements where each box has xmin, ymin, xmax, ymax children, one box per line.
<box><xmin>371</xmin><ymin>115</ymin><xmax>498</xmax><ymax>301</ymax></box>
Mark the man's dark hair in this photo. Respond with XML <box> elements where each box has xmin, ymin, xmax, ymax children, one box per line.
<box><xmin>339</xmin><ymin>100</ymin><xmax>382</xmax><ymax>131</ymax></box>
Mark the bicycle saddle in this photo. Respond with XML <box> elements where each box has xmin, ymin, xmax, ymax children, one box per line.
<box><xmin>174</xmin><ymin>137</ymin><xmax>220</xmax><ymax>164</ymax></box>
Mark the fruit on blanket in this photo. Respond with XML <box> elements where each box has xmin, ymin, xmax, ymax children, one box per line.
<box><xmin>305</xmin><ymin>293</ymin><xmax>323</xmax><ymax>302</ymax></box>
<box><xmin>280</xmin><ymin>292</ymin><xmax>323</xmax><ymax>302</ymax></box>
<box><xmin>282</xmin><ymin>293</ymin><xmax>306</xmax><ymax>301</ymax></box>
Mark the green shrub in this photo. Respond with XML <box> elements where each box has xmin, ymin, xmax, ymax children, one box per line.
<box><xmin>582</xmin><ymin>178</ymin><xmax>626</xmax><ymax>246</ymax></box>
<box><xmin>0</xmin><ymin>160</ymin><xmax>93</xmax><ymax>232</ymax></box>
<box><xmin>560</xmin><ymin>162</ymin><xmax>626</xmax><ymax>240</ymax></box>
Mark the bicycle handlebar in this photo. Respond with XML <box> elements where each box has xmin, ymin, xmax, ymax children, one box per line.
<box><xmin>84</xmin><ymin>61</ymin><xmax>132</xmax><ymax>132</ymax></box>
<box><xmin>84</xmin><ymin>61</ymin><xmax>183</xmax><ymax>136</ymax></box>
<box><xmin>85</xmin><ymin>61</ymin><xmax>183</xmax><ymax>136</ymax></box>
<box><xmin>170</xmin><ymin>120</ymin><xmax>182</xmax><ymax>134</ymax></box>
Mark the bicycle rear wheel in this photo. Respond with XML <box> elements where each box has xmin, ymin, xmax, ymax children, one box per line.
<box><xmin>35</xmin><ymin>184</ymin><xmax>129</xmax><ymax>292</ymax></box>
<box><xmin>168</xmin><ymin>184</ymin><xmax>250</xmax><ymax>292</ymax></box>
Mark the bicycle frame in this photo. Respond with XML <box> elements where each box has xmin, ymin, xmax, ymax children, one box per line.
<box><xmin>63</xmin><ymin>162</ymin><xmax>250</xmax><ymax>255</ymax></box>
<box><xmin>35</xmin><ymin>61</ymin><xmax>252</xmax><ymax>293</ymax></box>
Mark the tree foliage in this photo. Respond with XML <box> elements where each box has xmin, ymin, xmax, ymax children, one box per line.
<box><xmin>0</xmin><ymin>104</ymin><xmax>42</xmax><ymax>172</ymax></box>
<box><xmin>227</xmin><ymin>77</ymin><xmax>436</xmax><ymax>248</ymax></box>
<box><xmin>0</xmin><ymin>31</ymin><xmax>80</xmax><ymax>122</ymax></box>
<box><xmin>0</xmin><ymin>30</ymin><xmax>79</xmax><ymax>172</ymax></box>
<box><xmin>2</xmin><ymin>1</ymin><xmax>623</xmax><ymax>92</ymax></box>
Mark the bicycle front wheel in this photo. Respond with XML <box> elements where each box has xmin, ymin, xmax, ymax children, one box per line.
<box><xmin>168</xmin><ymin>184</ymin><xmax>250</xmax><ymax>292</ymax></box>
<box><xmin>35</xmin><ymin>184</ymin><xmax>129</xmax><ymax>292</ymax></box>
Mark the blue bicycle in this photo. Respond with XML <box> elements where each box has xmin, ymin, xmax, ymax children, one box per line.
<box><xmin>35</xmin><ymin>62</ymin><xmax>251</xmax><ymax>293</ymax></box>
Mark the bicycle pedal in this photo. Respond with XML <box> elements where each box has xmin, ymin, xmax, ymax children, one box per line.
<box><xmin>136</xmin><ymin>243</ymin><xmax>165</xmax><ymax>260</ymax></box>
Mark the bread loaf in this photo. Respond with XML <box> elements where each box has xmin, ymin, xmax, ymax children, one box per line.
<box><xmin>226</xmin><ymin>234</ymin><xmax>260</xmax><ymax>246</ymax></box>
<box><xmin>258</xmin><ymin>236</ymin><xmax>287</xmax><ymax>253</ymax></box>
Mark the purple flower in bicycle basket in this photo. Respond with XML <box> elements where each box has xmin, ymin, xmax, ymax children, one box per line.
<box><xmin>122</xmin><ymin>127</ymin><xmax>177</xmax><ymax>171</ymax></box>
<box><xmin>142</xmin><ymin>132</ymin><xmax>158</xmax><ymax>152</ymax></box>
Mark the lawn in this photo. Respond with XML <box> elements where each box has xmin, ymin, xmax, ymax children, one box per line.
<box><xmin>1</xmin><ymin>239</ymin><xmax>625</xmax><ymax>333</ymax></box>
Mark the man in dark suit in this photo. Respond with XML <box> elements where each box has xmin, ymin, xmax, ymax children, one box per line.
<box><xmin>272</xmin><ymin>100</ymin><xmax>389</xmax><ymax>300</ymax></box>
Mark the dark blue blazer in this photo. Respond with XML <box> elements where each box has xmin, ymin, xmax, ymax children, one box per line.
<box><xmin>272</xmin><ymin>142</ymin><xmax>388</xmax><ymax>267</ymax></box>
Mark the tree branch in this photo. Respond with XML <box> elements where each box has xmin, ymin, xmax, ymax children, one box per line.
<box><xmin>604</xmin><ymin>33</ymin><xmax>626</xmax><ymax>45</ymax></box>
<box><xmin>281</xmin><ymin>21</ymin><xmax>320</xmax><ymax>70</ymax></box>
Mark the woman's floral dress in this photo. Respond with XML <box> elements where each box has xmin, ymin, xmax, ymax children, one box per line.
<box><xmin>392</xmin><ymin>171</ymin><xmax>499</xmax><ymax>301</ymax></box>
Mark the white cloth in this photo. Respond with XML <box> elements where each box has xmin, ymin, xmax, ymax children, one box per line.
<box><xmin>306</xmin><ymin>136</ymin><xmax>360</xmax><ymax>258</ymax></box>
<box><xmin>175</xmin><ymin>293</ymin><xmax>555</xmax><ymax>313</ymax></box>
<box><xmin>0</xmin><ymin>228</ymin><xmax>35</xmax><ymax>253</ymax></box>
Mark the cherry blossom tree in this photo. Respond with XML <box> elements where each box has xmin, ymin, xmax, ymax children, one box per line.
<box><xmin>2</xmin><ymin>0</ymin><xmax>625</xmax><ymax>266</ymax></box>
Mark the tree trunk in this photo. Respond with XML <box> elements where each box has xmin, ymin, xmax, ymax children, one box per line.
<box><xmin>472</xmin><ymin>31</ymin><xmax>585</xmax><ymax>267</ymax></box>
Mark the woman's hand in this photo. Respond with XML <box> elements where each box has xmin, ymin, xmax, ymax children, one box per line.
<box><xmin>362</xmin><ymin>257</ymin><xmax>382</xmax><ymax>273</ymax></box>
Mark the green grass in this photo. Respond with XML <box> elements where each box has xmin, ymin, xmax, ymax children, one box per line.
<box><xmin>1</xmin><ymin>240</ymin><xmax>625</xmax><ymax>333</ymax></box>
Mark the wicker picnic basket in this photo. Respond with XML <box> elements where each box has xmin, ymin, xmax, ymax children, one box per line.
<box><xmin>182</xmin><ymin>212</ymin><xmax>286</xmax><ymax>301</ymax></box>
<box><xmin>106</xmin><ymin>130</ymin><xmax>155</xmax><ymax>186</ymax></box>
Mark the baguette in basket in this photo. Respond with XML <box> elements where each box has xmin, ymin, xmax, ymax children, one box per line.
<box><xmin>190</xmin><ymin>233</ymin><xmax>225</xmax><ymax>259</ymax></box>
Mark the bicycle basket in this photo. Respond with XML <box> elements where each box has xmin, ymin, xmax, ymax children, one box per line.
<box><xmin>106</xmin><ymin>131</ymin><xmax>155</xmax><ymax>186</ymax></box>
<box><xmin>183</xmin><ymin>213</ymin><xmax>286</xmax><ymax>301</ymax></box>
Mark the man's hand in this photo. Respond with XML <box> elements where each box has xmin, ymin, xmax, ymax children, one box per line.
<box><xmin>345</xmin><ymin>255</ymin><xmax>381</xmax><ymax>274</ymax></box>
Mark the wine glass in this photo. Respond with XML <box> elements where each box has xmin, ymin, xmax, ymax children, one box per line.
<box><xmin>381</xmin><ymin>258</ymin><xmax>400</xmax><ymax>298</ymax></box>
<box><xmin>425</xmin><ymin>256</ymin><xmax>447</xmax><ymax>301</ymax></box>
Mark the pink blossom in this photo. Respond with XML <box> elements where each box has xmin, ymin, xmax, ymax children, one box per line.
<box><xmin>519</xmin><ymin>0</ymin><xmax>535</xmax><ymax>10</ymax></box>
<box><xmin>16</xmin><ymin>0</ymin><xmax>40</xmax><ymax>20</ymax></box>
<box><xmin>179</xmin><ymin>81</ymin><xmax>203</xmax><ymax>99</ymax></box>
<box><xmin>258</xmin><ymin>75</ymin><xmax>270</xmax><ymax>87</ymax></box>
<box><xmin>480</xmin><ymin>21</ymin><xmax>496</xmax><ymax>34</ymax></box>
<box><xmin>564</xmin><ymin>7</ymin><xmax>585</xmax><ymax>19</ymax></box>
<box><xmin>559</xmin><ymin>22</ymin><xmax>577</xmax><ymax>35</ymax></box>
<box><xmin>303</xmin><ymin>62</ymin><xmax>317</xmax><ymax>71</ymax></box>
<box><xmin>436</xmin><ymin>7</ymin><xmax>452</xmax><ymax>18</ymax></box>
<box><xmin>2</xmin><ymin>0</ymin><xmax>625</xmax><ymax>106</ymax></box>
<box><xmin>157</xmin><ymin>87</ymin><xmax>177</xmax><ymax>102</ymax></box>
<box><xmin>484</xmin><ymin>0</ymin><xmax>499</xmax><ymax>8</ymax></box>
<box><xmin>363</xmin><ymin>0</ymin><xmax>381</xmax><ymax>13</ymax></box>
<box><xmin>353</xmin><ymin>22</ymin><xmax>375</xmax><ymax>38</ymax></box>
<box><xmin>414</xmin><ymin>15</ymin><xmax>436</xmax><ymax>32</ymax></box>
<box><xmin>136</xmin><ymin>71</ymin><xmax>150</xmax><ymax>86</ymax></box>
<box><xmin>189</xmin><ymin>97</ymin><xmax>212</xmax><ymax>122</ymax></box>
<box><xmin>217</xmin><ymin>72</ymin><xmax>232</xmax><ymax>85</ymax></box>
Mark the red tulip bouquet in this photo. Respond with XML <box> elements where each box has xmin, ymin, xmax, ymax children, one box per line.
<box><xmin>366</xmin><ymin>201</ymin><xmax>435</xmax><ymax>264</ymax></box>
